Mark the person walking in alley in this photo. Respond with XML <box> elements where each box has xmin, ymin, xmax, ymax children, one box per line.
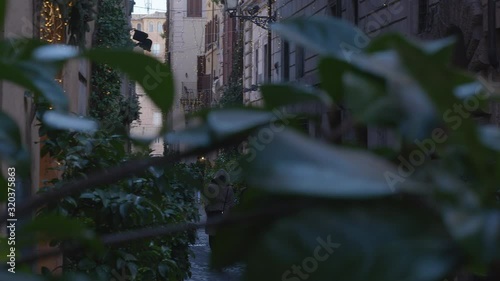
<box><xmin>204</xmin><ymin>169</ymin><xmax>235</xmax><ymax>250</ymax></box>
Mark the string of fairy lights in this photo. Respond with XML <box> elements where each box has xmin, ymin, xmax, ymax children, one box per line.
<box><xmin>40</xmin><ymin>0</ymin><xmax>67</xmax><ymax>109</ymax></box>
<box><xmin>40</xmin><ymin>0</ymin><xmax>67</xmax><ymax>44</ymax></box>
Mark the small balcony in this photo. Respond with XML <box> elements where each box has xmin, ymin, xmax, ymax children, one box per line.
<box><xmin>180</xmin><ymin>82</ymin><xmax>210</xmax><ymax>114</ymax></box>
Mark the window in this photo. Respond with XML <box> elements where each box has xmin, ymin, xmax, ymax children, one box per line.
<box><xmin>152</xmin><ymin>43</ymin><xmax>160</xmax><ymax>56</ymax></box>
<box><xmin>264</xmin><ymin>44</ymin><xmax>269</xmax><ymax>82</ymax></box>
<box><xmin>282</xmin><ymin>40</ymin><xmax>290</xmax><ymax>81</ymax></box>
<box><xmin>136</xmin><ymin>23</ymin><xmax>142</xmax><ymax>31</ymax></box>
<box><xmin>418</xmin><ymin>0</ymin><xmax>429</xmax><ymax>33</ymax></box>
<box><xmin>295</xmin><ymin>45</ymin><xmax>304</xmax><ymax>78</ymax></box>
<box><xmin>255</xmin><ymin>48</ymin><xmax>259</xmax><ymax>84</ymax></box>
<box><xmin>158</xmin><ymin>22</ymin><xmax>163</xmax><ymax>32</ymax></box>
<box><xmin>352</xmin><ymin>0</ymin><xmax>358</xmax><ymax>25</ymax></box>
<box><xmin>187</xmin><ymin>0</ymin><xmax>202</xmax><ymax>17</ymax></box>
<box><xmin>214</xmin><ymin>15</ymin><xmax>219</xmax><ymax>45</ymax></box>
<box><xmin>149</xmin><ymin>22</ymin><xmax>154</xmax><ymax>32</ymax></box>
<box><xmin>153</xmin><ymin>112</ymin><xmax>162</xmax><ymax>126</ymax></box>
<box><xmin>327</xmin><ymin>0</ymin><xmax>340</xmax><ymax>17</ymax></box>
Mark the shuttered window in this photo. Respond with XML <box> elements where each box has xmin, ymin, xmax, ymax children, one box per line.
<box><xmin>187</xmin><ymin>0</ymin><xmax>202</xmax><ymax>17</ymax></box>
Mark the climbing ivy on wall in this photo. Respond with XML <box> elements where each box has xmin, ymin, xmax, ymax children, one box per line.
<box><xmin>89</xmin><ymin>0</ymin><xmax>138</xmax><ymax>130</ymax></box>
<box><xmin>49</xmin><ymin>0</ymin><xmax>97</xmax><ymax>48</ymax></box>
<box><xmin>217</xmin><ymin>29</ymin><xmax>244</xmax><ymax>108</ymax></box>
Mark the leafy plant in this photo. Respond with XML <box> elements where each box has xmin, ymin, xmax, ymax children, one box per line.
<box><xmin>89</xmin><ymin>0</ymin><xmax>138</xmax><ymax>130</ymax></box>
<box><xmin>2</xmin><ymin>8</ymin><xmax>500</xmax><ymax>281</ymax></box>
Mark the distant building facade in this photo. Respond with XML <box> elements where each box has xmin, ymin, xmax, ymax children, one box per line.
<box><xmin>130</xmin><ymin>12</ymin><xmax>167</xmax><ymax>155</ymax></box>
<box><xmin>166</xmin><ymin>0</ymin><xmax>207</xmax><ymax>154</ymax></box>
<box><xmin>237</xmin><ymin>0</ymin><xmax>500</xmax><ymax>146</ymax></box>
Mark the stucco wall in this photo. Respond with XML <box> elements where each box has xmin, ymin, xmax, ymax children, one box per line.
<box><xmin>167</xmin><ymin>0</ymin><xmax>207</xmax><ymax>153</ymax></box>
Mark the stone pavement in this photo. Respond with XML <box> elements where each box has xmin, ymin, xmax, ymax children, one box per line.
<box><xmin>187</xmin><ymin>208</ymin><xmax>245</xmax><ymax>281</ymax></box>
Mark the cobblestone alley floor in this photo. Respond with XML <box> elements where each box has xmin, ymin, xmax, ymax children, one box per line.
<box><xmin>187</xmin><ymin>210</ymin><xmax>245</xmax><ymax>281</ymax></box>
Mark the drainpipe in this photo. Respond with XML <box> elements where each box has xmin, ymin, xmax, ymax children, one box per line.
<box><xmin>488</xmin><ymin>0</ymin><xmax>498</xmax><ymax>68</ymax></box>
<box><xmin>267</xmin><ymin>0</ymin><xmax>272</xmax><ymax>83</ymax></box>
<box><xmin>211</xmin><ymin>2</ymin><xmax>215</xmax><ymax>105</ymax></box>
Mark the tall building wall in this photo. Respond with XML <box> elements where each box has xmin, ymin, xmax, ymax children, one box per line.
<box><xmin>130</xmin><ymin>12</ymin><xmax>167</xmax><ymax>156</ymax></box>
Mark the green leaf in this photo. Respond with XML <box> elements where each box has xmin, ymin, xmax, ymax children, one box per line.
<box><xmin>342</xmin><ymin>69</ymin><xmax>403</xmax><ymax>126</ymax></box>
<box><xmin>243</xmin><ymin>201</ymin><xmax>457</xmax><ymax>281</ymax></box>
<box><xmin>260</xmin><ymin>84</ymin><xmax>332</xmax><ymax>110</ymax></box>
<box><xmin>82</xmin><ymin>48</ymin><xmax>174</xmax><ymax>113</ymax></box>
<box><xmin>158</xmin><ymin>262</ymin><xmax>169</xmax><ymax>278</ymax></box>
<box><xmin>442</xmin><ymin>208</ymin><xmax>500</xmax><ymax>264</ymax></box>
<box><xmin>367</xmin><ymin>33</ymin><xmax>456</xmax><ymax>64</ymax></box>
<box><xmin>271</xmin><ymin>16</ymin><xmax>368</xmax><ymax>60</ymax></box>
<box><xmin>478</xmin><ymin>125</ymin><xmax>500</xmax><ymax>151</ymax></box>
<box><xmin>43</xmin><ymin>111</ymin><xmax>98</xmax><ymax>133</ymax></box>
<box><xmin>32</xmin><ymin>44</ymin><xmax>79</xmax><ymax>62</ymax></box>
<box><xmin>78</xmin><ymin>258</ymin><xmax>97</xmax><ymax>270</ymax></box>
<box><xmin>206</xmin><ymin>109</ymin><xmax>279</xmax><ymax>140</ymax></box>
<box><xmin>318</xmin><ymin>56</ymin><xmax>351</xmax><ymax>103</ymax></box>
<box><xmin>389</xmin><ymin>32</ymin><xmax>492</xmax><ymax>191</ymax></box>
<box><xmin>16</xmin><ymin>61</ymin><xmax>68</xmax><ymax>110</ymax></box>
<box><xmin>167</xmin><ymin>109</ymin><xmax>281</xmax><ymax>150</ymax></box>
<box><xmin>165</xmin><ymin>124</ymin><xmax>212</xmax><ymax>148</ymax></box>
<box><xmin>319</xmin><ymin>51</ymin><xmax>439</xmax><ymax>139</ymax></box>
<box><xmin>243</xmin><ymin>128</ymin><xmax>424</xmax><ymax>198</ymax></box>
<box><xmin>20</xmin><ymin>214</ymin><xmax>96</xmax><ymax>242</ymax></box>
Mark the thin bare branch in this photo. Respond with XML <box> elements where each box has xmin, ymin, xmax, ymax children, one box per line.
<box><xmin>0</xmin><ymin>134</ymin><xmax>247</xmax><ymax>223</ymax></box>
<box><xmin>17</xmin><ymin>201</ymin><xmax>303</xmax><ymax>265</ymax></box>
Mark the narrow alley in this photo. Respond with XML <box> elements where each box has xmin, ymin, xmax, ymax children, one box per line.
<box><xmin>187</xmin><ymin>212</ymin><xmax>244</xmax><ymax>281</ymax></box>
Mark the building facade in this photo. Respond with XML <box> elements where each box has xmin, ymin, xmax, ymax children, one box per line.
<box><xmin>130</xmin><ymin>12</ymin><xmax>167</xmax><ymax>155</ymax></box>
<box><xmin>0</xmin><ymin>0</ymin><xmax>102</xmax><ymax>273</ymax></box>
<box><xmin>166</xmin><ymin>0</ymin><xmax>207</xmax><ymax>153</ymax></box>
<box><xmin>236</xmin><ymin>0</ymin><xmax>500</xmax><ymax>146</ymax></box>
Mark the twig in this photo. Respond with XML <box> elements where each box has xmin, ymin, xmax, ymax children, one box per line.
<box><xmin>17</xmin><ymin>200</ymin><xmax>303</xmax><ymax>265</ymax></box>
<box><xmin>0</xmin><ymin>134</ymin><xmax>247</xmax><ymax>223</ymax></box>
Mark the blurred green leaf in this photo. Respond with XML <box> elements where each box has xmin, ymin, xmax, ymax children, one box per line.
<box><xmin>478</xmin><ymin>125</ymin><xmax>500</xmax><ymax>151</ymax></box>
<box><xmin>32</xmin><ymin>44</ymin><xmax>79</xmax><ymax>62</ymax></box>
<box><xmin>78</xmin><ymin>258</ymin><xmax>97</xmax><ymax>270</ymax></box>
<box><xmin>158</xmin><ymin>262</ymin><xmax>169</xmax><ymax>277</ymax></box>
<box><xmin>442</xmin><ymin>208</ymin><xmax>500</xmax><ymax>264</ymax></box>
<box><xmin>244</xmin><ymin>128</ymin><xmax>424</xmax><ymax>198</ymax></box>
<box><xmin>343</xmin><ymin>70</ymin><xmax>403</xmax><ymax>126</ymax></box>
<box><xmin>271</xmin><ymin>16</ymin><xmax>367</xmax><ymax>60</ymax></box>
<box><xmin>243</xmin><ymin>201</ymin><xmax>458</xmax><ymax>281</ymax></box>
<box><xmin>260</xmin><ymin>84</ymin><xmax>332</xmax><ymax>110</ymax></box>
<box><xmin>18</xmin><ymin>62</ymin><xmax>68</xmax><ymax>110</ymax></box>
<box><xmin>390</xmin><ymin>32</ymin><xmax>492</xmax><ymax>190</ymax></box>
<box><xmin>206</xmin><ymin>109</ymin><xmax>278</xmax><ymax>140</ymax></box>
<box><xmin>42</xmin><ymin>111</ymin><xmax>98</xmax><ymax>133</ymax></box>
<box><xmin>319</xmin><ymin>50</ymin><xmax>439</xmax><ymax>140</ymax></box>
<box><xmin>367</xmin><ymin>33</ymin><xmax>456</xmax><ymax>64</ymax></box>
<box><xmin>211</xmin><ymin>189</ymin><xmax>281</xmax><ymax>269</ymax></box>
<box><xmin>165</xmin><ymin>124</ymin><xmax>212</xmax><ymax>148</ymax></box>
<box><xmin>82</xmin><ymin>49</ymin><xmax>174</xmax><ymax>114</ymax></box>
<box><xmin>20</xmin><ymin>214</ymin><xmax>96</xmax><ymax>243</ymax></box>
